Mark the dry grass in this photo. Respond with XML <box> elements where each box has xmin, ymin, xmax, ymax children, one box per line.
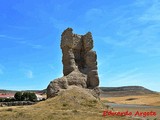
<box><xmin>0</xmin><ymin>86</ymin><xmax>135</xmax><ymax>120</ymax></box>
<box><xmin>101</xmin><ymin>94</ymin><xmax>160</xmax><ymax>106</ymax></box>
<box><xmin>0</xmin><ymin>91</ymin><xmax>159</xmax><ymax>120</ymax></box>
<box><xmin>113</xmin><ymin>107</ymin><xmax>160</xmax><ymax>120</ymax></box>
<box><xmin>101</xmin><ymin>94</ymin><xmax>160</xmax><ymax>120</ymax></box>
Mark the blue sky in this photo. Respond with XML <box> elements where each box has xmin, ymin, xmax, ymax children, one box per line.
<box><xmin>0</xmin><ymin>0</ymin><xmax>160</xmax><ymax>91</ymax></box>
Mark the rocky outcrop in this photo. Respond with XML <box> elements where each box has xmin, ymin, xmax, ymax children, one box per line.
<box><xmin>47</xmin><ymin>28</ymin><xmax>100</xmax><ymax>98</ymax></box>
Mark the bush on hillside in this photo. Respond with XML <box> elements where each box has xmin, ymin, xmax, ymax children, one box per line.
<box><xmin>14</xmin><ymin>92</ymin><xmax>37</xmax><ymax>102</ymax></box>
<box><xmin>14</xmin><ymin>92</ymin><xmax>23</xmax><ymax>101</ymax></box>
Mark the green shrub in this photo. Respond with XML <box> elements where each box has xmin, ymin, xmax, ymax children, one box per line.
<box><xmin>14</xmin><ymin>92</ymin><xmax>23</xmax><ymax>101</ymax></box>
<box><xmin>0</xmin><ymin>98</ymin><xmax>4</xmax><ymax>102</ymax></box>
<box><xmin>28</xmin><ymin>92</ymin><xmax>37</xmax><ymax>102</ymax></box>
<box><xmin>14</xmin><ymin>92</ymin><xmax>37</xmax><ymax>102</ymax></box>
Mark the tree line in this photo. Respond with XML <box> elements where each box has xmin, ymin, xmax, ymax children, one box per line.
<box><xmin>0</xmin><ymin>92</ymin><xmax>37</xmax><ymax>102</ymax></box>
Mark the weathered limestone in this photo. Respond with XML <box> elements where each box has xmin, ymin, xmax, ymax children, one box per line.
<box><xmin>47</xmin><ymin>28</ymin><xmax>100</xmax><ymax>98</ymax></box>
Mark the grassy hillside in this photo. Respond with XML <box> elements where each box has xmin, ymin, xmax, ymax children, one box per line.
<box><xmin>0</xmin><ymin>86</ymin><xmax>136</xmax><ymax>120</ymax></box>
<box><xmin>101</xmin><ymin>94</ymin><xmax>160</xmax><ymax>106</ymax></box>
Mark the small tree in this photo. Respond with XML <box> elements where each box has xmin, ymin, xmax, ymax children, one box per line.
<box><xmin>0</xmin><ymin>98</ymin><xmax>4</xmax><ymax>102</ymax></box>
<box><xmin>22</xmin><ymin>92</ymin><xmax>30</xmax><ymax>101</ymax></box>
<box><xmin>29</xmin><ymin>92</ymin><xmax>37</xmax><ymax>102</ymax></box>
<box><xmin>14</xmin><ymin>92</ymin><xmax>22</xmax><ymax>101</ymax></box>
<box><xmin>14</xmin><ymin>92</ymin><xmax>37</xmax><ymax>102</ymax></box>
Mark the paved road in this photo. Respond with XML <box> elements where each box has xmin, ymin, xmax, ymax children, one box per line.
<box><xmin>105</xmin><ymin>102</ymin><xmax>160</xmax><ymax>108</ymax></box>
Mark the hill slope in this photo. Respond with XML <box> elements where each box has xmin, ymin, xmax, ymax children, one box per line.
<box><xmin>1</xmin><ymin>86</ymin><xmax>157</xmax><ymax>97</ymax></box>
<box><xmin>0</xmin><ymin>86</ymin><xmax>135</xmax><ymax>120</ymax></box>
<box><xmin>100</xmin><ymin>86</ymin><xmax>158</xmax><ymax>97</ymax></box>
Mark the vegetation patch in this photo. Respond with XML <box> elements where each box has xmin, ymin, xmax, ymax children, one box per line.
<box><xmin>125</xmin><ymin>98</ymin><xmax>138</xmax><ymax>101</ymax></box>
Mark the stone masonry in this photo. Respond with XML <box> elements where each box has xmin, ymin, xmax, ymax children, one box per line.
<box><xmin>47</xmin><ymin>28</ymin><xmax>100</xmax><ymax>98</ymax></box>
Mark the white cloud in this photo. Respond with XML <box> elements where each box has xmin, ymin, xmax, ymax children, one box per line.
<box><xmin>49</xmin><ymin>64</ymin><xmax>55</xmax><ymax>70</ymax></box>
<box><xmin>107</xmin><ymin>68</ymin><xmax>140</xmax><ymax>81</ymax></box>
<box><xmin>101</xmin><ymin>36</ymin><xmax>129</xmax><ymax>47</ymax></box>
<box><xmin>138</xmin><ymin>0</ymin><xmax>160</xmax><ymax>22</ymax></box>
<box><xmin>100</xmin><ymin>65</ymin><xmax>160</xmax><ymax>91</ymax></box>
<box><xmin>0</xmin><ymin>34</ymin><xmax>43</xmax><ymax>49</ymax></box>
<box><xmin>25</xmin><ymin>70</ymin><xmax>33</xmax><ymax>79</ymax></box>
<box><xmin>7</xmin><ymin>25</ymin><xmax>31</xmax><ymax>30</ymax></box>
<box><xmin>100</xmin><ymin>68</ymin><xmax>143</xmax><ymax>86</ymax></box>
<box><xmin>85</xmin><ymin>8</ymin><xmax>103</xmax><ymax>18</ymax></box>
<box><xmin>99</xmin><ymin>0</ymin><xmax>160</xmax><ymax>56</ymax></box>
<box><xmin>0</xmin><ymin>34</ymin><xmax>23</xmax><ymax>40</ymax></box>
<box><xmin>107</xmin><ymin>73</ymin><xmax>160</xmax><ymax>91</ymax></box>
<box><xmin>16</xmin><ymin>40</ymin><xmax>43</xmax><ymax>49</ymax></box>
<box><xmin>30</xmin><ymin>44</ymin><xmax>42</xmax><ymax>49</ymax></box>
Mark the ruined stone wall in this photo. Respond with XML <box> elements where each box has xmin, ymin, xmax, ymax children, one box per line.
<box><xmin>47</xmin><ymin>28</ymin><xmax>100</xmax><ymax>98</ymax></box>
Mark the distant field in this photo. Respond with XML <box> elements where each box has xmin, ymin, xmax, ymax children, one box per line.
<box><xmin>101</xmin><ymin>94</ymin><xmax>160</xmax><ymax>106</ymax></box>
<box><xmin>113</xmin><ymin>107</ymin><xmax>160</xmax><ymax>120</ymax></box>
<box><xmin>101</xmin><ymin>94</ymin><xmax>160</xmax><ymax>120</ymax></box>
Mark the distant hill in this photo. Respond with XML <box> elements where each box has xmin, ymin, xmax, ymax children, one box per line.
<box><xmin>0</xmin><ymin>86</ymin><xmax>158</xmax><ymax>97</ymax></box>
<box><xmin>0</xmin><ymin>89</ymin><xmax>18</xmax><ymax>94</ymax></box>
<box><xmin>100</xmin><ymin>86</ymin><xmax>158</xmax><ymax>97</ymax></box>
<box><xmin>0</xmin><ymin>89</ymin><xmax>46</xmax><ymax>94</ymax></box>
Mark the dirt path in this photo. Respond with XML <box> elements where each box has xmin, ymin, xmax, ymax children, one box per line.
<box><xmin>106</xmin><ymin>102</ymin><xmax>160</xmax><ymax>108</ymax></box>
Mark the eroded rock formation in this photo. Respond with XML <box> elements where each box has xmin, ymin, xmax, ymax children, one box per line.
<box><xmin>47</xmin><ymin>28</ymin><xmax>100</xmax><ymax>98</ymax></box>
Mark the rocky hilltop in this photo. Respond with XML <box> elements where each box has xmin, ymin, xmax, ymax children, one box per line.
<box><xmin>47</xmin><ymin>28</ymin><xmax>100</xmax><ymax>98</ymax></box>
